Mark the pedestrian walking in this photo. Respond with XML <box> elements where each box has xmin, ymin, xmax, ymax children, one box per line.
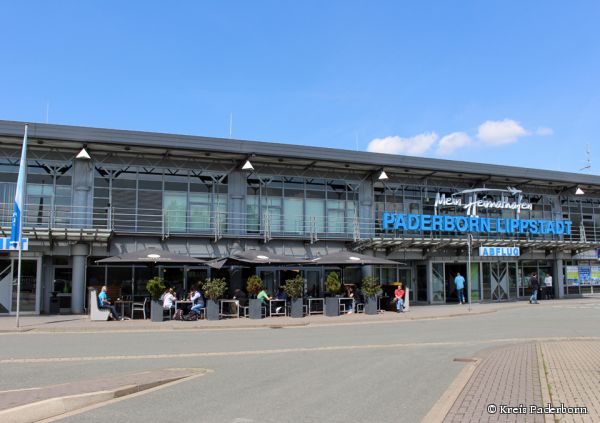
<box><xmin>454</xmin><ymin>272</ymin><xmax>465</xmax><ymax>304</ymax></box>
<box><xmin>529</xmin><ymin>272</ymin><xmax>539</xmax><ymax>304</ymax></box>
<box><xmin>544</xmin><ymin>273</ymin><xmax>553</xmax><ymax>299</ymax></box>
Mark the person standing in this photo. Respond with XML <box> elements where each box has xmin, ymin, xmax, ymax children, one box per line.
<box><xmin>544</xmin><ymin>273</ymin><xmax>553</xmax><ymax>300</ymax></box>
<box><xmin>454</xmin><ymin>272</ymin><xmax>465</xmax><ymax>304</ymax></box>
<box><xmin>529</xmin><ymin>272</ymin><xmax>540</xmax><ymax>304</ymax></box>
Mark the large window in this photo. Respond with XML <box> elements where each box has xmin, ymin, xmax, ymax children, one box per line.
<box><xmin>247</xmin><ymin>176</ymin><xmax>358</xmax><ymax>237</ymax></box>
<box><xmin>93</xmin><ymin>165</ymin><xmax>227</xmax><ymax>234</ymax></box>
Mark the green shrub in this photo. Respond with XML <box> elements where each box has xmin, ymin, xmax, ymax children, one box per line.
<box><xmin>361</xmin><ymin>276</ymin><xmax>382</xmax><ymax>298</ymax></box>
<box><xmin>246</xmin><ymin>275</ymin><xmax>263</xmax><ymax>296</ymax></box>
<box><xmin>203</xmin><ymin>278</ymin><xmax>227</xmax><ymax>300</ymax></box>
<box><xmin>146</xmin><ymin>277</ymin><xmax>165</xmax><ymax>300</ymax></box>
<box><xmin>283</xmin><ymin>274</ymin><xmax>305</xmax><ymax>299</ymax></box>
<box><xmin>325</xmin><ymin>271</ymin><xmax>341</xmax><ymax>296</ymax></box>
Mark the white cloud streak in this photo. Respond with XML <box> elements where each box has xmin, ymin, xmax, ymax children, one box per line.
<box><xmin>436</xmin><ymin>132</ymin><xmax>472</xmax><ymax>155</ymax></box>
<box><xmin>477</xmin><ymin>119</ymin><xmax>529</xmax><ymax>145</ymax></box>
<box><xmin>367</xmin><ymin>132</ymin><xmax>438</xmax><ymax>155</ymax></box>
<box><xmin>536</xmin><ymin>126</ymin><xmax>554</xmax><ymax>136</ymax></box>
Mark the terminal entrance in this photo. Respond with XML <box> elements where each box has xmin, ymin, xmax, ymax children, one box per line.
<box><xmin>445</xmin><ymin>263</ymin><xmax>467</xmax><ymax>303</ymax></box>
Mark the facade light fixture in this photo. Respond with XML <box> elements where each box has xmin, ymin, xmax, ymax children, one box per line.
<box><xmin>76</xmin><ymin>147</ymin><xmax>91</xmax><ymax>160</ymax></box>
<box><xmin>242</xmin><ymin>159</ymin><xmax>254</xmax><ymax>170</ymax></box>
<box><xmin>378</xmin><ymin>169</ymin><xmax>389</xmax><ymax>180</ymax></box>
<box><xmin>575</xmin><ymin>187</ymin><xmax>584</xmax><ymax>195</ymax></box>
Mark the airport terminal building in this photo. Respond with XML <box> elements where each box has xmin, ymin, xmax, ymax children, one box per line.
<box><xmin>0</xmin><ymin>120</ymin><xmax>599</xmax><ymax>314</ymax></box>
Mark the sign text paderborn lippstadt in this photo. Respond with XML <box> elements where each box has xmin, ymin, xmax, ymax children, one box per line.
<box><xmin>381</xmin><ymin>187</ymin><xmax>572</xmax><ymax>235</ymax></box>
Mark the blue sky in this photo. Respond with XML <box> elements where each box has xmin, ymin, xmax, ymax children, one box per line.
<box><xmin>1</xmin><ymin>1</ymin><xmax>598</xmax><ymax>174</ymax></box>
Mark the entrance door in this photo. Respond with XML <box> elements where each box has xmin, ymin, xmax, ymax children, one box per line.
<box><xmin>482</xmin><ymin>262</ymin><xmax>517</xmax><ymax>301</ymax></box>
<box><xmin>303</xmin><ymin>269</ymin><xmax>322</xmax><ymax>297</ymax></box>
<box><xmin>257</xmin><ymin>269</ymin><xmax>278</xmax><ymax>295</ymax></box>
<box><xmin>445</xmin><ymin>263</ymin><xmax>467</xmax><ymax>304</ymax></box>
<box><xmin>0</xmin><ymin>258</ymin><xmax>41</xmax><ymax>314</ymax></box>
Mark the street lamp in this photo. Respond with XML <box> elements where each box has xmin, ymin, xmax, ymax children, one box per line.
<box><xmin>467</xmin><ymin>233</ymin><xmax>473</xmax><ymax>312</ymax></box>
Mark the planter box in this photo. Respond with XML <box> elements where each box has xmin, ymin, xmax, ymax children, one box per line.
<box><xmin>325</xmin><ymin>297</ymin><xmax>339</xmax><ymax>317</ymax></box>
<box><xmin>365</xmin><ymin>296</ymin><xmax>378</xmax><ymax>315</ymax></box>
<box><xmin>249</xmin><ymin>298</ymin><xmax>264</xmax><ymax>319</ymax></box>
<box><xmin>151</xmin><ymin>300</ymin><xmax>164</xmax><ymax>322</ymax></box>
<box><xmin>290</xmin><ymin>298</ymin><xmax>304</xmax><ymax>318</ymax></box>
<box><xmin>206</xmin><ymin>299</ymin><xmax>220</xmax><ymax>320</ymax></box>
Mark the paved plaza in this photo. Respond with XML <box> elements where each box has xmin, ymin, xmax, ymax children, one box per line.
<box><xmin>0</xmin><ymin>298</ymin><xmax>598</xmax><ymax>422</ymax></box>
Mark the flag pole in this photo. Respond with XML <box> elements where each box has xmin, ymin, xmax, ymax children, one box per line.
<box><xmin>15</xmin><ymin>124</ymin><xmax>28</xmax><ymax>328</ymax></box>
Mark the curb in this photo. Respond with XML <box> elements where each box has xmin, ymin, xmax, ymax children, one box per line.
<box><xmin>421</xmin><ymin>358</ymin><xmax>480</xmax><ymax>423</ymax></box>
<box><xmin>0</xmin><ymin>390</ymin><xmax>116</xmax><ymax>423</ymax></box>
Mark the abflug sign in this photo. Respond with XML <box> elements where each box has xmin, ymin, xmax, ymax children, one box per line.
<box><xmin>381</xmin><ymin>187</ymin><xmax>572</xmax><ymax>235</ymax></box>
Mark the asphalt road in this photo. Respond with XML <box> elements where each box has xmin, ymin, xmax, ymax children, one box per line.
<box><xmin>1</xmin><ymin>301</ymin><xmax>599</xmax><ymax>423</ymax></box>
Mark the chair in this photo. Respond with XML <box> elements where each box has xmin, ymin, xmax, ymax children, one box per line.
<box><xmin>356</xmin><ymin>303</ymin><xmax>365</xmax><ymax>313</ymax></box>
<box><xmin>131</xmin><ymin>297</ymin><xmax>148</xmax><ymax>319</ymax></box>
<box><xmin>89</xmin><ymin>288</ymin><xmax>110</xmax><ymax>321</ymax></box>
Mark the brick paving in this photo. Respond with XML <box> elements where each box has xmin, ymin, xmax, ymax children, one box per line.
<box><xmin>443</xmin><ymin>341</ymin><xmax>600</xmax><ymax>423</ymax></box>
<box><xmin>541</xmin><ymin>341</ymin><xmax>600</xmax><ymax>423</ymax></box>
<box><xmin>444</xmin><ymin>343</ymin><xmax>544</xmax><ymax>423</ymax></box>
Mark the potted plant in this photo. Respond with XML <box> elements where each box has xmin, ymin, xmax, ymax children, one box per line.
<box><xmin>203</xmin><ymin>278</ymin><xmax>227</xmax><ymax>320</ymax></box>
<box><xmin>361</xmin><ymin>276</ymin><xmax>381</xmax><ymax>315</ymax></box>
<box><xmin>325</xmin><ymin>271</ymin><xmax>341</xmax><ymax>316</ymax></box>
<box><xmin>283</xmin><ymin>274</ymin><xmax>305</xmax><ymax>318</ymax></box>
<box><xmin>246</xmin><ymin>275</ymin><xmax>264</xmax><ymax>319</ymax></box>
<box><xmin>146</xmin><ymin>277</ymin><xmax>166</xmax><ymax>322</ymax></box>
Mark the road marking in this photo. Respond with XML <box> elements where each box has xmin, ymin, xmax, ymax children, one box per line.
<box><xmin>1</xmin><ymin>336</ymin><xmax>598</xmax><ymax>365</ymax></box>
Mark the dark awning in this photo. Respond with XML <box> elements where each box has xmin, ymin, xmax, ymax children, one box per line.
<box><xmin>206</xmin><ymin>250</ymin><xmax>308</xmax><ymax>268</ymax></box>
<box><xmin>96</xmin><ymin>248</ymin><xmax>205</xmax><ymax>264</ymax></box>
<box><xmin>308</xmin><ymin>251</ymin><xmax>402</xmax><ymax>266</ymax></box>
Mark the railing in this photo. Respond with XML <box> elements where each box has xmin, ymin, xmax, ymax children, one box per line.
<box><xmin>0</xmin><ymin>202</ymin><xmax>598</xmax><ymax>244</ymax></box>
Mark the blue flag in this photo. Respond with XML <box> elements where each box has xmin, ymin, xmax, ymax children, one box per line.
<box><xmin>10</xmin><ymin>125</ymin><xmax>28</xmax><ymax>248</ymax></box>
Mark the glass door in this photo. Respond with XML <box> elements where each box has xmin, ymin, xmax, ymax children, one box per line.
<box><xmin>257</xmin><ymin>268</ymin><xmax>278</xmax><ymax>296</ymax></box>
<box><xmin>10</xmin><ymin>258</ymin><xmax>41</xmax><ymax>313</ymax></box>
<box><xmin>302</xmin><ymin>268</ymin><xmax>322</xmax><ymax>297</ymax></box>
<box><xmin>432</xmin><ymin>263</ymin><xmax>445</xmax><ymax>303</ymax></box>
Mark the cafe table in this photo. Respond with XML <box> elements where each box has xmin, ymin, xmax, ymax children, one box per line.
<box><xmin>114</xmin><ymin>299</ymin><xmax>133</xmax><ymax>318</ymax></box>
<box><xmin>269</xmin><ymin>299</ymin><xmax>287</xmax><ymax>316</ymax></box>
<box><xmin>338</xmin><ymin>297</ymin><xmax>354</xmax><ymax>314</ymax></box>
<box><xmin>219</xmin><ymin>299</ymin><xmax>240</xmax><ymax>318</ymax></box>
<box><xmin>307</xmin><ymin>298</ymin><xmax>324</xmax><ymax>314</ymax></box>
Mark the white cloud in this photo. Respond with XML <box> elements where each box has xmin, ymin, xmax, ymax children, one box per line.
<box><xmin>436</xmin><ymin>132</ymin><xmax>472</xmax><ymax>155</ymax></box>
<box><xmin>477</xmin><ymin>119</ymin><xmax>529</xmax><ymax>145</ymax></box>
<box><xmin>536</xmin><ymin>126</ymin><xmax>554</xmax><ymax>136</ymax></box>
<box><xmin>367</xmin><ymin>132</ymin><xmax>438</xmax><ymax>156</ymax></box>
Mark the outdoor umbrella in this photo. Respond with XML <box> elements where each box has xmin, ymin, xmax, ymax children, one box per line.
<box><xmin>307</xmin><ymin>251</ymin><xmax>402</xmax><ymax>266</ymax></box>
<box><xmin>96</xmin><ymin>248</ymin><xmax>205</xmax><ymax>264</ymax></box>
<box><xmin>206</xmin><ymin>250</ymin><xmax>308</xmax><ymax>268</ymax></box>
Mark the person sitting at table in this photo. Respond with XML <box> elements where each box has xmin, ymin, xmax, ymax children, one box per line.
<box><xmin>346</xmin><ymin>286</ymin><xmax>356</xmax><ymax>313</ymax></box>
<box><xmin>257</xmin><ymin>288</ymin><xmax>272</xmax><ymax>316</ymax></box>
<box><xmin>394</xmin><ymin>283</ymin><xmax>405</xmax><ymax>313</ymax></box>
<box><xmin>188</xmin><ymin>284</ymin><xmax>205</xmax><ymax>318</ymax></box>
<box><xmin>275</xmin><ymin>287</ymin><xmax>288</xmax><ymax>301</ymax></box>
<box><xmin>98</xmin><ymin>285</ymin><xmax>121</xmax><ymax>320</ymax></box>
<box><xmin>162</xmin><ymin>288</ymin><xmax>176</xmax><ymax>313</ymax></box>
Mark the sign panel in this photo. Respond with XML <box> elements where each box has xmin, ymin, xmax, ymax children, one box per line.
<box><xmin>479</xmin><ymin>246</ymin><xmax>520</xmax><ymax>257</ymax></box>
<box><xmin>0</xmin><ymin>237</ymin><xmax>29</xmax><ymax>251</ymax></box>
<box><xmin>566</xmin><ymin>266</ymin><xmax>579</xmax><ymax>286</ymax></box>
<box><xmin>381</xmin><ymin>212</ymin><xmax>572</xmax><ymax>235</ymax></box>
<box><xmin>591</xmin><ymin>266</ymin><xmax>600</xmax><ymax>285</ymax></box>
<box><xmin>578</xmin><ymin>266</ymin><xmax>591</xmax><ymax>285</ymax></box>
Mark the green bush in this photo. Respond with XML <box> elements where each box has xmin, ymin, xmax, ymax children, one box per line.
<box><xmin>361</xmin><ymin>276</ymin><xmax>382</xmax><ymax>298</ymax></box>
<box><xmin>246</xmin><ymin>275</ymin><xmax>263</xmax><ymax>296</ymax></box>
<box><xmin>146</xmin><ymin>277</ymin><xmax>165</xmax><ymax>300</ymax></box>
<box><xmin>283</xmin><ymin>274</ymin><xmax>305</xmax><ymax>299</ymax></box>
<box><xmin>203</xmin><ymin>278</ymin><xmax>228</xmax><ymax>300</ymax></box>
<box><xmin>325</xmin><ymin>271</ymin><xmax>341</xmax><ymax>296</ymax></box>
